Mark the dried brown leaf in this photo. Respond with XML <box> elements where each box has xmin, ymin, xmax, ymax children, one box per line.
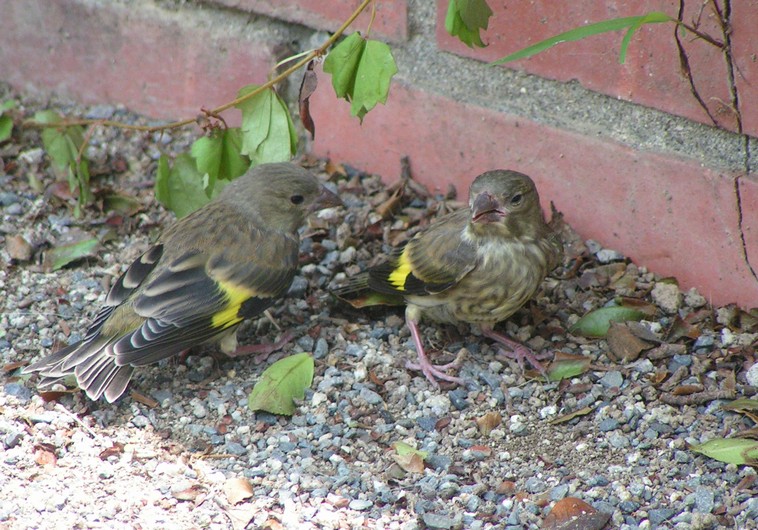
<box><xmin>544</xmin><ymin>497</ymin><xmax>610</xmax><ymax>530</ymax></box>
<box><xmin>6</xmin><ymin>234</ymin><xmax>33</xmax><ymax>261</ymax></box>
<box><xmin>298</xmin><ymin>61</ymin><xmax>318</xmax><ymax>139</ymax></box>
<box><xmin>172</xmin><ymin>484</ymin><xmax>205</xmax><ymax>501</ymax></box>
<box><xmin>98</xmin><ymin>442</ymin><xmax>125</xmax><ymax>460</ymax></box>
<box><xmin>606</xmin><ymin>322</ymin><xmax>652</xmax><ymax>362</ymax></box>
<box><xmin>475</xmin><ymin>411</ymin><xmax>502</xmax><ymax>435</ymax></box>
<box><xmin>34</xmin><ymin>444</ymin><xmax>57</xmax><ymax>466</ymax></box>
<box><xmin>549</xmin><ymin>406</ymin><xmax>595</xmax><ymax>425</ymax></box>
<box><xmin>224</xmin><ymin>477</ymin><xmax>254</xmax><ymax>505</ymax></box>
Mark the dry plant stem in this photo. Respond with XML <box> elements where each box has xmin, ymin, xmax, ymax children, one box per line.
<box><xmin>23</xmin><ymin>0</ymin><xmax>374</xmax><ymax>134</ymax></box>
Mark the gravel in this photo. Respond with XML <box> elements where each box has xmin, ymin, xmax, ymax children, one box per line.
<box><xmin>1</xmin><ymin>87</ymin><xmax>758</xmax><ymax>529</ymax></box>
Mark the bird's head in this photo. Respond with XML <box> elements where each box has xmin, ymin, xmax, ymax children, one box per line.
<box><xmin>468</xmin><ymin>169</ymin><xmax>545</xmax><ymax>238</ymax></box>
<box><xmin>221</xmin><ymin>162</ymin><xmax>342</xmax><ymax>233</ymax></box>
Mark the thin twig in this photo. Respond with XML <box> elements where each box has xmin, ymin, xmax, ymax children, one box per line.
<box><xmin>23</xmin><ymin>0</ymin><xmax>374</xmax><ymax>134</ymax></box>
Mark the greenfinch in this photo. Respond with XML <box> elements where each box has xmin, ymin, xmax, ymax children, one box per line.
<box><xmin>343</xmin><ymin>169</ymin><xmax>562</xmax><ymax>387</ymax></box>
<box><xmin>25</xmin><ymin>162</ymin><xmax>341</xmax><ymax>402</ymax></box>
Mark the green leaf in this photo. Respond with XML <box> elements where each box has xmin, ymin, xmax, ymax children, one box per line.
<box><xmin>154</xmin><ymin>153</ymin><xmax>219</xmax><ymax>218</ymax></box>
<box><xmin>323</xmin><ymin>33</ymin><xmax>397</xmax><ymax>121</ymax></box>
<box><xmin>248</xmin><ymin>352</ymin><xmax>315</xmax><ymax>416</ymax></box>
<box><xmin>689</xmin><ymin>438</ymin><xmax>758</xmax><ymax>466</ymax></box>
<box><xmin>190</xmin><ymin>128</ymin><xmax>249</xmax><ymax>194</ymax></box>
<box><xmin>490</xmin><ymin>11</ymin><xmax>674</xmax><ymax>66</ymax></box>
<box><xmin>45</xmin><ymin>237</ymin><xmax>100</xmax><ymax>271</ymax></box>
<box><xmin>0</xmin><ymin>115</ymin><xmax>12</xmax><ymax>143</ymax></box>
<box><xmin>324</xmin><ymin>33</ymin><xmax>366</xmax><ymax>98</ymax></box>
<box><xmin>155</xmin><ymin>155</ymin><xmax>171</xmax><ymax>207</ymax></box>
<box><xmin>569</xmin><ymin>305</ymin><xmax>646</xmax><ymax>338</ymax></box>
<box><xmin>547</xmin><ymin>353</ymin><xmax>591</xmax><ymax>381</ymax></box>
<box><xmin>35</xmin><ymin>110</ymin><xmax>92</xmax><ymax>215</ymax></box>
<box><xmin>392</xmin><ymin>441</ymin><xmax>429</xmax><ymax>459</ymax></box>
<box><xmin>351</xmin><ymin>40</ymin><xmax>397</xmax><ymax>121</ymax></box>
<box><xmin>445</xmin><ymin>0</ymin><xmax>493</xmax><ymax>48</ymax></box>
<box><xmin>236</xmin><ymin>85</ymin><xmax>296</xmax><ymax>165</ymax></box>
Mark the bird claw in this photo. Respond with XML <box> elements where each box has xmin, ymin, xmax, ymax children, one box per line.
<box><xmin>496</xmin><ymin>343</ymin><xmax>550</xmax><ymax>379</ymax></box>
<box><xmin>406</xmin><ymin>349</ymin><xmax>467</xmax><ymax>387</ymax></box>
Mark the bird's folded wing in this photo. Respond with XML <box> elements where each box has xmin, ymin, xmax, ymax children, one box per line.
<box><xmin>110</xmin><ymin>229</ymin><xmax>298</xmax><ymax>366</ymax></box>
<box><xmin>368</xmin><ymin>210</ymin><xmax>476</xmax><ymax>296</ymax></box>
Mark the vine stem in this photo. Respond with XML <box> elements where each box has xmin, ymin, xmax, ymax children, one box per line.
<box><xmin>23</xmin><ymin>0</ymin><xmax>374</xmax><ymax>133</ymax></box>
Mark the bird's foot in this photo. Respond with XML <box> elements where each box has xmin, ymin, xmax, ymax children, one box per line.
<box><xmin>495</xmin><ymin>342</ymin><xmax>550</xmax><ymax>378</ymax></box>
<box><xmin>406</xmin><ymin>349</ymin><xmax>466</xmax><ymax>388</ymax></box>
<box><xmin>229</xmin><ymin>330</ymin><xmax>295</xmax><ymax>360</ymax></box>
<box><xmin>482</xmin><ymin>327</ymin><xmax>550</xmax><ymax>378</ymax></box>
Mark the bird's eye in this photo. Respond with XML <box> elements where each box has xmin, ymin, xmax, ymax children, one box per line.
<box><xmin>290</xmin><ymin>194</ymin><xmax>305</xmax><ymax>205</ymax></box>
<box><xmin>510</xmin><ymin>193</ymin><xmax>523</xmax><ymax>206</ymax></box>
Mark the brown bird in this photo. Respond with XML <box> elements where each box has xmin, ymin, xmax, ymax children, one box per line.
<box><xmin>343</xmin><ymin>169</ymin><xmax>562</xmax><ymax>386</ymax></box>
<box><xmin>25</xmin><ymin>162</ymin><xmax>341</xmax><ymax>402</ymax></box>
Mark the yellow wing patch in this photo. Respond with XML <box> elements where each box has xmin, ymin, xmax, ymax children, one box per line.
<box><xmin>388</xmin><ymin>249</ymin><xmax>413</xmax><ymax>291</ymax></box>
<box><xmin>211</xmin><ymin>279</ymin><xmax>257</xmax><ymax>329</ymax></box>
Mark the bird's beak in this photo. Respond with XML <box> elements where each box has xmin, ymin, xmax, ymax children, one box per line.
<box><xmin>471</xmin><ymin>191</ymin><xmax>506</xmax><ymax>224</ymax></box>
<box><xmin>310</xmin><ymin>186</ymin><xmax>343</xmax><ymax>212</ymax></box>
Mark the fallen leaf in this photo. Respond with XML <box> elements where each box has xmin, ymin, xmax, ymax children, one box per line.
<box><xmin>172</xmin><ymin>484</ymin><xmax>206</xmax><ymax>501</ymax></box>
<box><xmin>475</xmin><ymin>411</ymin><xmax>502</xmax><ymax>435</ymax></box>
<box><xmin>606</xmin><ymin>322</ymin><xmax>653</xmax><ymax>362</ymax></box>
<box><xmin>391</xmin><ymin>441</ymin><xmax>428</xmax><ymax>473</ymax></box>
<box><xmin>324</xmin><ymin>160</ymin><xmax>346</xmax><ymax>178</ymax></box>
<box><xmin>549</xmin><ymin>406</ymin><xmax>595</xmax><ymax>425</ymax></box>
<box><xmin>375</xmin><ymin>185</ymin><xmax>403</xmax><ymax>220</ymax></box>
<box><xmin>547</xmin><ymin>352</ymin><xmax>591</xmax><ymax>381</ymax></box>
<box><xmin>495</xmin><ymin>480</ymin><xmax>517</xmax><ymax>495</ymax></box>
<box><xmin>543</xmin><ymin>497</ymin><xmax>611</xmax><ymax>530</ymax></box>
<box><xmin>44</xmin><ymin>237</ymin><xmax>100</xmax><ymax>271</ymax></box>
<box><xmin>99</xmin><ymin>442</ymin><xmax>125</xmax><ymax>460</ymax></box>
<box><xmin>6</xmin><ymin>234</ymin><xmax>33</xmax><ymax>261</ymax></box>
<box><xmin>689</xmin><ymin>437</ymin><xmax>758</xmax><ymax>465</ymax></box>
<box><xmin>34</xmin><ymin>444</ymin><xmax>57</xmax><ymax>466</ymax></box>
<box><xmin>569</xmin><ymin>305</ymin><xmax>646</xmax><ymax>338</ymax></box>
<box><xmin>3</xmin><ymin>361</ymin><xmax>26</xmax><ymax>373</ymax></box>
<box><xmin>248</xmin><ymin>352</ymin><xmax>314</xmax><ymax>416</ymax></box>
<box><xmin>671</xmin><ymin>384</ymin><xmax>704</xmax><ymax>396</ymax></box>
<box><xmin>665</xmin><ymin>315</ymin><xmax>701</xmax><ymax>342</ymax></box>
<box><xmin>130</xmin><ymin>391</ymin><xmax>159</xmax><ymax>408</ymax></box>
<box><xmin>224</xmin><ymin>477</ymin><xmax>254</xmax><ymax>505</ymax></box>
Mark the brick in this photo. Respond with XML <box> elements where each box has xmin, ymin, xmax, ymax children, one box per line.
<box><xmin>310</xmin><ymin>77</ymin><xmax>758</xmax><ymax>308</ymax></box>
<box><xmin>211</xmin><ymin>0</ymin><xmax>408</xmax><ymax>42</ymax></box>
<box><xmin>0</xmin><ymin>0</ymin><xmax>280</xmax><ymax>121</ymax></box>
<box><xmin>436</xmin><ymin>0</ymin><xmax>758</xmax><ymax>137</ymax></box>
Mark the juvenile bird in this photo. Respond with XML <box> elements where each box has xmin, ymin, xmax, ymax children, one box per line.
<box><xmin>25</xmin><ymin>162</ymin><xmax>341</xmax><ymax>402</ymax></box>
<box><xmin>347</xmin><ymin>169</ymin><xmax>562</xmax><ymax>387</ymax></box>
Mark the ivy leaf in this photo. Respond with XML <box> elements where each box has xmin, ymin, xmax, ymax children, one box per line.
<box><xmin>445</xmin><ymin>0</ymin><xmax>493</xmax><ymax>48</ymax></box>
<box><xmin>569</xmin><ymin>305</ymin><xmax>646</xmax><ymax>338</ymax></box>
<box><xmin>689</xmin><ymin>438</ymin><xmax>758</xmax><ymax>466</ymax></box>
<box><xmin>323</xmin><ymin>33</ymin><xmax>398</xmax><ymax>122</ymax></box>
<box><xmin>155</xmin><ymin>153</ymin><xmax>225</xmax><ymax>218</ymax></box>
<box><xmin>248</xmin><ymin>352</ymin><xmax>315</xmax><ymax>416</ymax></box>
<box><xmin>236</xmin><ymin>85</ymin><xmax>297</xmax><ymax>165</ymax></box>
<box><xmin>35</xmin><ymin>110</ymin><xmax>92</xmax><ymax>216</ymax></box>
<box><xmin>190</xmin><ymin>128</ymin><xmax>249</xmax><ymax>195</ymax></box>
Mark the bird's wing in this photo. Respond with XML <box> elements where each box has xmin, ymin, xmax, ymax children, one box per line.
<box><xmin>107</xmin><ymin>227</ymin><xmax>298</xmax><ymax>366</ymax></box>
<box><xmin>368</xmin><ymin>210</ymin><xmax>477</xmax><ymax>296</ymax></box>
